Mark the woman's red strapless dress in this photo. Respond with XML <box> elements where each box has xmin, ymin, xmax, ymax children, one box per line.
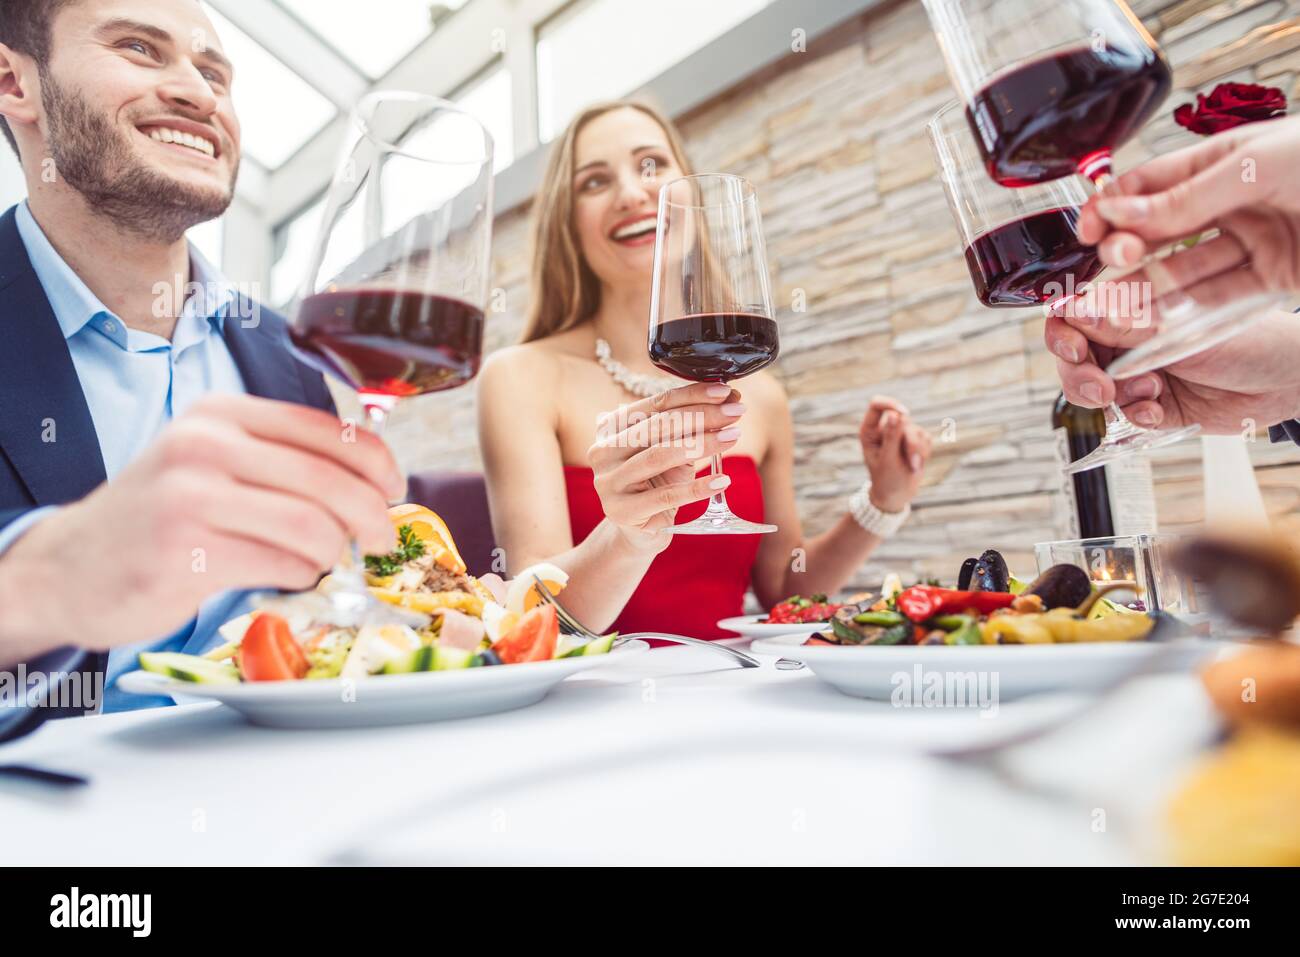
<box><xmin>563</xmin><ymin>457</ymin><xmax>765</xmax><ymax>641</ymax></box>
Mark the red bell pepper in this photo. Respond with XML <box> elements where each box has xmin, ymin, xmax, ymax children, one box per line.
<box><xmin>895</xmin><ymin>585</ymin><xmax>1015</xmax><ymax>623</ymax></box>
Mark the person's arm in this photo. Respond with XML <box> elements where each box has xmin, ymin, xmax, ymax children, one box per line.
<box><xmin>478</xmin><ymin>349</ymin><xmax>743</xmax><ymax>632</ymax></box>
<box><xmin>748</xmin><ymin>381</ymin><xmax>929</xmax><ymax>608</ymax></box>
<box><xmin>0</xmin><ymin>395</ymin><xmax>403</xmax><ymax>670</ymax></box>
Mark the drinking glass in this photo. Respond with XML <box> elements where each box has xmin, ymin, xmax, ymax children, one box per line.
<box><xmin>929</xmin><ymin>100</ymin><xmax>1199</xmax><ymax>473</ymax></box>
<box><xmin>648</xmin><ymin>174</ymin><xmax>779</xmax><ymax>535</ymax></box>
<box><xmin>285</xmin><ymin>91</ymin><xmax>494</xmax><ymax>625</ymax></box>
<box><xmin>922</xmin><ymin>0</ymin><xmax>1289</xmax><ymax>385</ymax></box>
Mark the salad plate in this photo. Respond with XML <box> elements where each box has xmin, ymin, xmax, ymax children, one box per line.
<box><xmin>117</xmin><ymin>504</ymin><xmax>648</xmax><ymax>728</ymax></box>
<box><xmin>750</xmin><ymin>633</ymin><xmax>1218</xmax><ymax>702</ymax></box>
<box><xmin>716</xmin><ymin>615</ymin><xmax>825</xmax><ymax>640</ymax></box>
<box><xmin>118</xmin><ymin>640</ymin><xmax>649</xmax><ymax>728</ymax></box>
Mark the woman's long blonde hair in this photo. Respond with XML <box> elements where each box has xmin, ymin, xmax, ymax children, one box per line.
<box><xmin>521</xmin><ymin>100</ymin><xmax>695</xmax><ymax>343</ymax></box>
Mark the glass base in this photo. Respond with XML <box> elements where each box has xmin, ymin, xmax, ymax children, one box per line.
<box><xmin>1063</xmin><ymin>422</ymin><xmax>1200</xmax><ymax>475</ymax></box>
<box><xmin>1106</xmin><ymin>291</ymin><xmax>1285</xmax><ymax>380</ymax></box>
<box><xmin>668</xmin><ymin>500</ymin><xmax>776</xmax><ymax>535</ymax></box>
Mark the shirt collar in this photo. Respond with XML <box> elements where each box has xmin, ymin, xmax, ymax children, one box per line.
<box><xmin>14</xmin><ymin>200</ymin><xmax>236</xmax><ymax>342</ymax></box>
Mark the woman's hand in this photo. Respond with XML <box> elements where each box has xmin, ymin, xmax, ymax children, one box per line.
<box><xmin>587</xmin><ymin>383</ymin><xmax>745</xmax><ymax>553</ymax></box>
<box><xmin>859</xmin><ymin>397</ymin><xmax>930</xmax><ymax>513</ymax></box>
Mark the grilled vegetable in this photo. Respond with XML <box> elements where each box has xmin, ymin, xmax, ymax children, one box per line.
<box><xmin>896</xmin><ymin>585</ymin><xmax>1016</xmax><ymax>622</ymax></box>
<box><xmin>1024</xmin><ymin>564</ymin><xmax>1093</xmax><ymax>610</ymax></box>
<box><xmin>830</xmin><ymin>604</ymin><xmax>912</xmax><ymax>644</ymax></box>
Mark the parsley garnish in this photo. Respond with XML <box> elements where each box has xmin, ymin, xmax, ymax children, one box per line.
<box><xmin>364</xmin><ymin>524</ymin><xmax>426</xmax><ymax>576</ymax></box>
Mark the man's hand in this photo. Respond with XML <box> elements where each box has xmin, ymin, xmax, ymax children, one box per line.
<box><xmin>1077</xmin><ymin>114</ymin><xmax>1300</xmax><ymax>298</ymax></box>
<box><xmin>1046</xmin><ymin>114</ymin><xmax>1300</xmax><ymax>432</ymax></box>
<box><xmin>1048</xmin><ymin>307</ymin><xmax>1300</xmax><ymax>432</ymax></box>
<box><xmin>0</xmin><ymin>395</ymin><xmax>404</xmax><ymax>660</ymax></box>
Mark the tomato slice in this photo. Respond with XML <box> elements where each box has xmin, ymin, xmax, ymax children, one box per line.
<box><xmin>492</xmin><ymin>604</ymin><xmax>559</xmax><ymax>664</ymax></box>
<box><xmin>240</xmin><ymin>613</ymin><xmax>310</xmax><ymax>681</ymax></box>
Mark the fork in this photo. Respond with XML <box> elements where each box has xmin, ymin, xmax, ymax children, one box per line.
<box><xmin>531</xmin><ymin>576</ymin><xmax>761</xmax><ymax>669</ymax></box>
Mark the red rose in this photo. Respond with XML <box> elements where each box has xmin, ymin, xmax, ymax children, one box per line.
<box><xmin>1174</xmin><ymin>82</ymin><xmax>1288</xmax><ymax>136</ymax></box>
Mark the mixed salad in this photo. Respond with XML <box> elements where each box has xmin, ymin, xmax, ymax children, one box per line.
<box><xmin>803</xmin><ymin>549</ymin><xmax>1172</xmax><ymax>647</ymax></box>
<box><xmin>764</xmin><ymin>594</ymin><xmax>847</xmax><ymax>625</ymax></box>
<box><xmin>137</xmin><ymin>505</ymin><xmax>615</xmax><ymax>685</ymax></box>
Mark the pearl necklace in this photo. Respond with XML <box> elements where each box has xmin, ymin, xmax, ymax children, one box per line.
<box><xmin>594</xmin><ymin>338</ymin><xmax>679</xmax><ymax>398</ymax></box>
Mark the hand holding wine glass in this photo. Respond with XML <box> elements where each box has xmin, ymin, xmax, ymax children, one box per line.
<box><xmin>648</xmin><ymin>174</ymin><xmax>779</xmax><ymax>535</ymax></box>
<box><xmin>928</xmin><ymin>99</ymin><xmax>1198</xmax><ymax>473</ymax></box>
<box><xmin>1047</xmin><ymin>294</ymin><xmax>1300</xmax><ymax>434</ymax></box>
<box><xmin>1075</xmin><ymin>115</ymin><xmax>1300</xmax><ymax>298</ymax></box>
<box><xmin>587</xmin><ymin>382</ymin><xmax>747</xmax><ymax>553</ymax></box>
<box><xmin>282</xmin><ymin>91</ymin><xmax>493</xmax><ymax>626</ymax></box>
<box><xmin>922</xmin><ymin>0</ymin><xmax>1292</xmax><ymax>384</ymax></box>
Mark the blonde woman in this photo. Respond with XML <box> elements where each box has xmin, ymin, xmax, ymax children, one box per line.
<box><xmin>477</xmin><ymin>101</ymin><xmax>931</xmax><ymax>638</ymax></box>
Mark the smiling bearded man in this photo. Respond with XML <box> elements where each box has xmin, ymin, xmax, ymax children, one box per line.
<box><xmin>40</xmin><ymin>63</ymin><xmax>237</xmax><ymax>241</ymax></box>
<box><xmin>0</xmin><ymin>0</ymin><xmax>404</xmax><ymax>744</ymax></box>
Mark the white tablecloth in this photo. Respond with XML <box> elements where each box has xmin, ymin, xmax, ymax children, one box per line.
<box><xmin>0</xmin><ymin>645</ymin><xmax>1221</xmax><ymax>865</ymax></box>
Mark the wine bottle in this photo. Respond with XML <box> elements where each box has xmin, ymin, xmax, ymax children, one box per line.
<box><xmin>1052</xmin><ymin>393</ymin><xmax>1159</xmax><ymax>539</ymax></box>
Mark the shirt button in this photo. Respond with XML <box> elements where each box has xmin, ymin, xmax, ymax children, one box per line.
<box><xmin>103</xmin><ymin>320</ymin><xmax>117</xmax><ymax>334</ymax></box>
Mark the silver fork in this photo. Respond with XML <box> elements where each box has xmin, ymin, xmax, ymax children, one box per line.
<box><xmin>531</xmin><ymin>576</ymin><xmax>761</xmax><ymax>669</ymax></box>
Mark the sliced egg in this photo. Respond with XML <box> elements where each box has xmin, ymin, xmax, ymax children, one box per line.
<box><xmin>354</xmin><ymin>623</ymin><xmax>422</xmax><ymax>671</ymax></box>
<box><xmin>504</xmin><ymin>562</ymin><xmax>570</xmax><ymax>616</ymax></box>
<box><xmin>482</xmin><ymin>602</ymin><xmax>519</xmax><ymax>644</ymax></box>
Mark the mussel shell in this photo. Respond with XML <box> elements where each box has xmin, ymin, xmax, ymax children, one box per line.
<box><xmin>957</xmin><ymin>557</ymin><xmax>978</xmax><ymax>591</ymax></box>
<box><xmin>971</xmin><ymin>549</ymin><xmax>1010</xmax><ymax>592</ymax></box>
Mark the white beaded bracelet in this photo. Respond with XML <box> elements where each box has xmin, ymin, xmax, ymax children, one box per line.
<box><xmin>849</xmin><ymin>479</ymin><xmax>911</xmax><ymax>538</ymax></box>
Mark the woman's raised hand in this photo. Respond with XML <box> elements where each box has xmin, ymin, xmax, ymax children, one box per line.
<box><xmin>588</xmin><ymin>383</ymin><xmax>746</xmax><ymax>552</ymax></box>
<box><xmin>858</xmin><ymin>397</ymin><xmax>930</xmax><ymax>513</ymax></box>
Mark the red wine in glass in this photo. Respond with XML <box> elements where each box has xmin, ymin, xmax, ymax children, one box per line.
<box><xmin>290</xmin><ymin>288</ymin><xmax>484</xmax><ymax>399</ymax></box>
<box><xmin>965</xmin><ymin>43</ymin><xmax>1171</xmax><ymax>185</ymax></box>
<box><xmin>649</xmin><ymin>311</ymin><xmax>780</xmax><ymax>382</ymax></box>
<box><xmin>963</xmin><ymin>208</ymin><xmax>1103</xmax><ymax>307</ymax></box>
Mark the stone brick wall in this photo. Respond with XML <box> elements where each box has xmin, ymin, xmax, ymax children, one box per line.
<box><xmin>365</xmin><ymin>0</ymin><xmax>1300</xmax><ymax>589</ymax></box>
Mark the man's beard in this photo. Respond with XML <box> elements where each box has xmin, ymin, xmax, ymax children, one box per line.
<box><xmin>42</xmin><ymin>75</ymin><xmax>237</xmax><ymax>243</ymax></box>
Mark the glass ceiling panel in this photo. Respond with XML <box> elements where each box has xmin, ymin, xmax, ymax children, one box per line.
<box><xmin>537</xmin><ymin>0</ymin><xmax>772</xmax><ymax>142</ymax></box>
<box><xmin>276</xmin><ymin>0</ymin><xmax>470</xmax><ymax>79</ymax></box>
<box><xmin>456</xmin><ymin>65</ymin><xmax>513</xmax><ymax>173</ymax></box>
<box><xmin>204</xmin><ymin>5</ymin><xmax>337</xmax><ymax>168</ymax></box>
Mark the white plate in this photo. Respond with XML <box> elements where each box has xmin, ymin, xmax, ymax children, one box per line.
<box><xmin>749</xmin><ymin>634</ymin><xmax>1218</xmax><ymax>702</ymax></box>
<box><xmin>116</xmin><ymin>641</ymin><xmax>649</xmax><ymax>729</ymax></box>
<box><xmin>716</xmin><ymin>615</ymin><xmax>830</xmax><ymax>639</ymax></box>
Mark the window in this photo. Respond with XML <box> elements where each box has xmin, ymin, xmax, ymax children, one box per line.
<box><xmin>188</xmin><ymin>218</ymin><xmax>225</xmax><ymax>271</ymax></box>
<box><xmin>271</xmin><ymin>196</ymin><xmax>326</xmax><ymax>305</ymax></box>
<box><xmin>276</xmin><ymin>0</ymin><xmax>468</xmax><ymax>79</ymax></box>
<box><xmin>536</xmin><ymin>0</ymin><xmax>773</xmax><ymax>142</ymax></box>
<box><xmin>0</xmin><ymin>146</ymin><xmax>25</xmax><ymax>209</ymax></box>
<box><xmin>455</xmin><ymin>64</ymin><xmax>514</xmax><ymax>173</ymax></box>
<box><xmin>204</xmin><ymin>6</ymin><xmax>337</xmax><ymax>168</ymax></box>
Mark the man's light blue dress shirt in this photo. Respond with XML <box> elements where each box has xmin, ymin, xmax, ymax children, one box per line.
<box><xmin>0</xmin><ymin>202</ymin><xmax>253</xmax><ymax>711</ymax></box>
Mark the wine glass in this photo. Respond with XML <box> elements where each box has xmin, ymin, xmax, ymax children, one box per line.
<box><xmin>283</xmin><ymin>91</ymin><xmax>493</xmax><ymax>625</ymax></box>
<box><xmin>929</xmin><ymin>99</ymin><xmax>1199</xmax><ymax>473</ymax></box>
<box><xmin>649</xmin><ymin>174</ymin><xmax>779</xmax><ymax>535</ymax></box>
<box><xmin>921</xmin><ymin>0</ymin><xmax>1290</xmax><ymax>384</ymax></box>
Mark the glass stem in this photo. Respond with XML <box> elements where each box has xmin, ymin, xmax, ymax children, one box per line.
<box><xmin>1104</xmin><ymin>401</ymin><xmax>1144</xmax><ymax>438</ymax></box>
<box><xmin>707</xmin><ymin>453</ymin><xmax>728</xmax><ymax>509</ymax></box>
<box><xmin>1080</xmin><ymin>152</ymin><xmax>1114</xmax><ymax>188</ymax></box>
<box><xmin>338</xmin><ymin>396</ymin><xmax>397</xmax><ymax>584</ymax></box>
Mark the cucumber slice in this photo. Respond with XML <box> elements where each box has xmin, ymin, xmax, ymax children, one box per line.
<box><xmin>433</xmin><ymin>644</ymin><xmax>476</xmax><ymax>670</ymax></box>
<box><xmin>555</xmin><ymin>634</ymin><xmax>588</xmax><ymax>659</ymax></box>
<box><xmin>139</xmin><ymin>652</ymin><xmax>240</xmax><ymax>685</ymax></box>
<box><xmin>382</xmin><ymin>645</ymin><xmax>435</xmax><ymax>674</ymax></box>
<box><xmin>583</xmin><ymin>633</ymin><xmax>617</xmax><ymax>656</ymax></box>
